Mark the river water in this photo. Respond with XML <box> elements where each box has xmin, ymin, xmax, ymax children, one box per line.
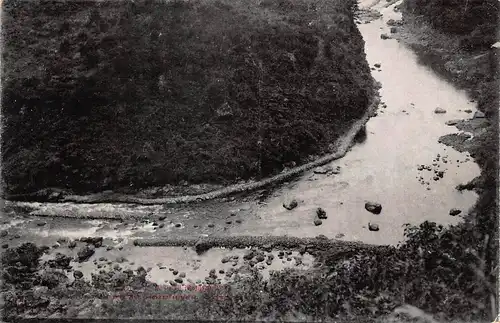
<box><xmin>224</xmin><ymin>0</ymin><xmax>481</xmax><ymax>245</ymax></box>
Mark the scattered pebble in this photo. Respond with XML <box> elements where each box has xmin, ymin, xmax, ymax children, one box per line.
<box><xmin>368</xmin><ymin>223</ymin><xmax>380</xmax><ymax>231</ymax></box>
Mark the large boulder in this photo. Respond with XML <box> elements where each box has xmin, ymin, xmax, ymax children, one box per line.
<box><xmin>365</xmin><ymin>201</ymin><xmax>382</xmax><ymax>214</ymax></box>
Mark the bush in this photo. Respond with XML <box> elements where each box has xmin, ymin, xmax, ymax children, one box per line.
<box><xmin>403</xmin><ymin>0</ymin><xmax>499</xmax><ymax>51</ymax></box>
<box><xmin>2</xmin><ymin>0</ymin><xmax>374</xmax><ymax>195</ymax></box>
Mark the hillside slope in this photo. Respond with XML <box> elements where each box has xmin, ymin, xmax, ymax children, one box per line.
<box><xmin>1</xmin><ymin>0</ymin><xmax>374</xmax><ymax>195</ymax></box>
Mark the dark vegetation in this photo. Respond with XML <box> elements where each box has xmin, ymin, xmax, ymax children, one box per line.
<box><xmin>404</xmin><ymin>0</ymin><xmax>498</xmax><ymax>52</ymax></box>
<box><xmin>1</xmin><ymin>0</ymin><xmax>373</xmax><ymax>195</ymax></box>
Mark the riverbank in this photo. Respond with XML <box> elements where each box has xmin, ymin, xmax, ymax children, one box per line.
<box><xmin>4</xmin><ymin>89</ymin><xmax>380</xmax><ymax>205</ymax></box>
<box><xmin>390</xmin><ymin>0</ymin><xmax>499</xmax><ymax>319</ymax></box>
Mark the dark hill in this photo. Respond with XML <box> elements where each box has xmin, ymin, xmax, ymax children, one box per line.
<box><xmin>1</xmin><ymin>0</ymin><xmax>373</xmax><ymax>195</ymax></box>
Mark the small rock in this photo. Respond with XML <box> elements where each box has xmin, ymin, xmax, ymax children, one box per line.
<box><xmin>169</xmin><ymin>280</ymin><xmax>177</xmax><ymax>286</ymax></box>
<box><xmin>390</xmin><ymin>27</ymin><xmax>397</xmax><ymax>33</ymax></box>
<box><xmin>77</xmin><ymin>245</ymin><xmax>95</xmax><ymax>262</ymax></box>
<box><xmin>261</xmin><ymin>244</ymin><xmax>273</xmax><ymax>252</ymax></box>
<box><xmin>365</xmin><ymin>201</ymin><xmax>382</xmax><ymax>214</ymax></box>
<box><xmin>0</xmin><ymin>230</ymin><xmax>7</xmax><ymax>238</ymax></box>
<box><xmin>368</xmin><ymin>223</ymin><xmax>380</xmax><ymax>231</ymax></box>
<box><xmin>207</xmin><ymin>223</ymin><xmax>215</xmax><ymax>228</ymax></box>
<box><xmin>219</xmin><ymin>269</ymin><xmax>225</xmax><ymax>274</ymax></box>
<box><xmin>159</xmin><ymin>224</ymin><xmax>165</xmax><ymax>228</ymax></box>
<box><xmin>335</xmin><ymin>233</ymin><xmax>345</xmax><ymax>239</ymax></box>
<box><xmin>473</xmin><ymin>111</ymin><xmax>485</xmax><ymax>118</ymax></box>
<box><xmin>316</xmin><ymin>208</ymin><xmax>327</xmax><ymax>219</ymax></box>
<box><xmin>449</xmin><ymin>208</ymin><xmax>462</xmax><ymax>216</ymax></box>
<box><xmin>464</xmin><ymin>109</ymin><xmax>472</xmax><ymax>113</ymax></box>
<box><xmin>36</xmin><ymin>220</ymin><xmax>47</xmax><ymax>227</ymax></box>
<box><xmin>221</xmin><ymin>256</ymin><xmax>230</xmax><ymax>264</ymax></box>
<box><xmin>445</xmin><ymin>120</ymin><xmax>459</xmax><ymax>126</ymax></box>
<box><xmin>2</xmin><ymin>244</ymin><xmax>8</xmax><ymax>249</ymax></box>
<box><xmin>380</xmin><ymin>34</ymin><xmax>390</xmax><ymax>39</ymax></box>
<box><xmin>80</xmin><ymin>237</ymin><xmax>103</xmax><ymax>248</ymax></box>
<box><xmin>434</xmin><ymin>107</ymin><xmax>447</xmax><ymax>114</ymax></box>
<box><xmin>314</xmin><ymin>219</ymin><xmax>323</xmax><ymax>226</ymax></box>
<box><xmin>283</xmin><ymin>199</ymin><xmax>298</xmax><ymax>210</ymax></box>
<box><xmin>256</xmin><ymin>255</ymin><xmax>265</xmax><ymax>262</ymax></box>
<box><xmin>173</xmin><ymin>270</ymin><xmax>179</xmax><ymax>275</ymax></box>
<box><xmin>73</xmin><ymin>270</ymin><xmax>84</xmax><ymax>279</ymax></box>
<box><xmin>175</xmin><ymin>223</ymin><xmax>182</xmax><ymax>228</ymax></box>
<box><xmin>313</xmin><ymin>165</ymin><xmax>333</xmax><ymax>174</ymax></box>
<box><xmin>243</xmin><ymin>250</ymin><xmax>255</xmax><ymax>260</ymax></box>
<box><xmin>225</xmin><ymin>220</ymin><xmax>232</xmax><ymax>225</ymax></box>
<box><xmin>374</xmin><ymin>63</ymin><xmax>381</xmax><ymax>68</ymax></box>
<box><xmin>179</xmin><ymin>272</ymin><xmax>186</xmax><ymax>278</ymax></box>
<box><xmin>116</xmin><ymin>257</ymin><xmax>127</xmax><ymax>263</ymax></box>
<box><xmin>235</xmin><ymin>219</ymin><xmax>242</xmax><ymax>224</ymax></box>
<box><xmin>316</xmin><ymin>235</ymin><xmax>328</xmax><ymax>240</ymax></box>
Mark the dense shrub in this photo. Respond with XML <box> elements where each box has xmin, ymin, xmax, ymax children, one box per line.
<box><xmin>403</xmin><ymin>0</ymin><xmax>499</xmax><ymax>51</ymax></box>
<box><xmin>1</xmin><ymin>0</ymin><xmax>373</xmax><ymax>195</ymax></box>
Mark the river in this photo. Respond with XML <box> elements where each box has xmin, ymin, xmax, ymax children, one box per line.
<box><xmin>223</xmin><ymin>0</ymin><xmax>481</xmax><ymax>245</ymax></box>
<box><xmin>0</xmin><ymin>0</ymin><xmax>482</xmax><ymax>283</ymax></box>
